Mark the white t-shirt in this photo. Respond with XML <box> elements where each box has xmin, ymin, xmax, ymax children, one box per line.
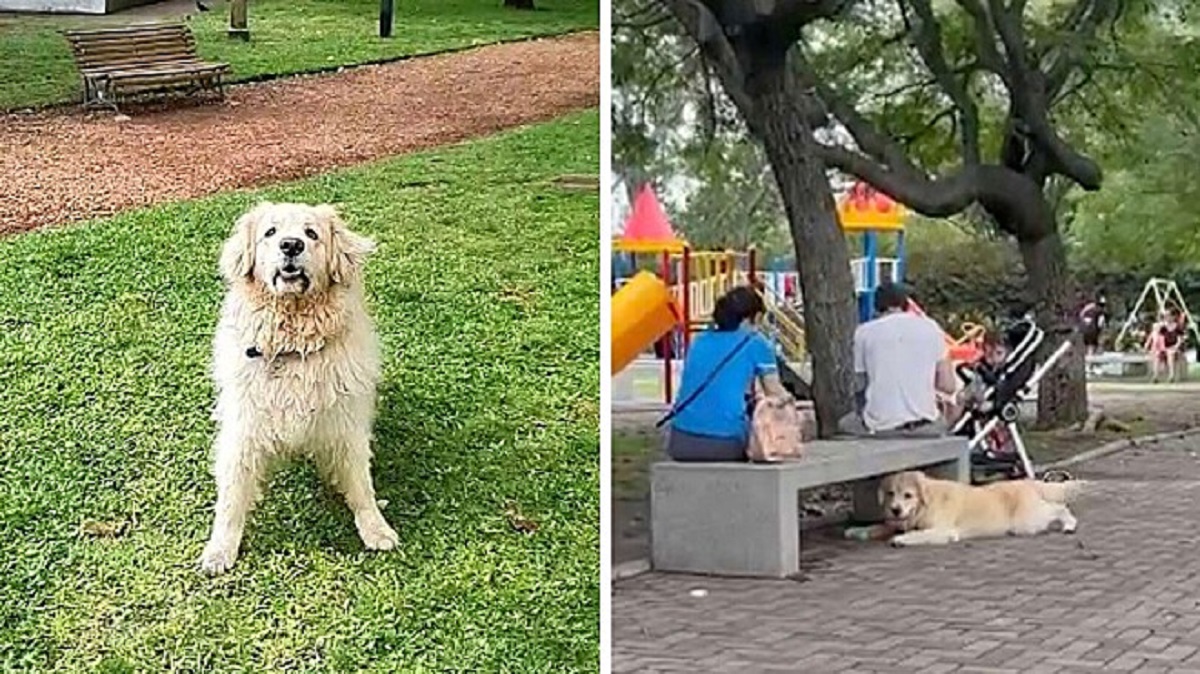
<box><xmin>853</xmin><ymin>312</ymin><xmax>946</xmax><ymax>431</ymax></box>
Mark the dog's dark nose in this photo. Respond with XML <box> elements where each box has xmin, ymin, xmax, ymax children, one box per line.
<box><xmin>890</xmin><ymin>506</ymin><xmax>903</xmax><ymax>517</ymax></box>
<box><xmin>279</xmin><ymin>237</ymin><xmax>305</xmax><ymax>257</ymax></box>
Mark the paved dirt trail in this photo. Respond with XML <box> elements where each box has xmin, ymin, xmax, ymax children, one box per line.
<box><xmin>0</xmin><ymin>32</ymin><xmax>598</xmax><ymax>234</ymax></box>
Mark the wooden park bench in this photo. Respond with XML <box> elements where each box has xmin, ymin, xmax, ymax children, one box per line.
<box><xmin>63</xmin><ymin>23</ymin><xmax>230</xmax><ymax>111</ymax></box>
<box><xmin>650</xmin><ymin>436</ymin><xmax>970</xmax><ymax>578</ymax></box>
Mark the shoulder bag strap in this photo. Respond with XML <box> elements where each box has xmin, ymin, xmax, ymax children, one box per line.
<box><xmin>656</xmin><ymin>333</ymin><xmax>754</xmax><ymax>429</ymax></box>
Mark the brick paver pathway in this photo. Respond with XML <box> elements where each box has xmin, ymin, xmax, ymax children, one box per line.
<box><xmin>613</xmin><ymin>437</ymin><xmax>1200</xmax><ymax>673</ymax></box>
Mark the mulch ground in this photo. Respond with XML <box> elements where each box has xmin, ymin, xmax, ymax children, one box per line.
<box><xmin>0</xmin><ymin>32</ymin><xmax>598</xmax><ymax>235</ymax></box>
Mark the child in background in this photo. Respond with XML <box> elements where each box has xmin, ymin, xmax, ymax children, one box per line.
<box><xmin>1146</xmin><ymin>309</ymin><xmax>1184</xmax><ymax>383</ymax></box>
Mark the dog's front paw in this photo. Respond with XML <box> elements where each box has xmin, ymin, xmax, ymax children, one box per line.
<box><xmin>199</xmin><ymin>543</ymin><xmax>238</xmax><ymax>575</ymax></box>
<box><xmin>888</xmin><ymin>535</ymin><xmax>908</xmax><ymax>548</ymax></box>
<box><xmin>356</xmin><ymin>512</ymin><xmax>399</xmax><ymax>551</ymax></box>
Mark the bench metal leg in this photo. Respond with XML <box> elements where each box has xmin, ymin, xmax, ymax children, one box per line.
<box><xmin>652</xmin><ymin>466</ymin><xmax>799</xmax><ymax>578</ymax></box>
<box><xmin>84</xmin><ymin>77</ymin><xmax>120</xmax><ymax>113</ymax></box>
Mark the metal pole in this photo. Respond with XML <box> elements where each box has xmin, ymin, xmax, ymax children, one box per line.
<box><xmin>379</xmin><ymin>0</ymin><xmax>394</xmax><ymax>38</ymax></box>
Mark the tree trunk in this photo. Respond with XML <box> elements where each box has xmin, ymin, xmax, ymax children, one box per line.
<box><xmin>1017</xmin><ymin>230</ymin><xmax>1089</xmax><ymax>427</ymax></box>
<box><xmin>738</xmin><ymin>55</ymin><xmax>857</xmax><ymax>437</ymax></box>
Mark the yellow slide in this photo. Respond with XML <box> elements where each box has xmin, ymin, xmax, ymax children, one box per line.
<box><xmin>611</xmin><ymin>271</ymin><xmax>682</xmax><ymax>374</ymax></box>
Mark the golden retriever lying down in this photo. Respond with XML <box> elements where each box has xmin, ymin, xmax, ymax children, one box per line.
<box><xmin>199</xmin><ymin>202</ymin><xmax>397</xmax><ymax>575</ymax></box>
<box><xmin>866</xmin><ymin>471</ymin><xmax>1084</xmax><ymax>547</ymax></box>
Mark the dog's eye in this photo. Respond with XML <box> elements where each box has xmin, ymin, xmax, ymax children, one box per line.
<box><xmin>903</xmin><ymin>492</ymin><xmax>914</xmax><ymax>500</ymax></box>
<box><xmin>305</xmin><ymin>228</ymin><xmax>319</xmax><ymax>241</ymax></box>
<box><xmin>264</xmin><ymin>227</ymin><xmax>277</xmax><ymax>238</ymax></box>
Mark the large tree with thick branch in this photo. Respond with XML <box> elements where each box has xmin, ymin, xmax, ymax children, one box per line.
<box><xmin>644</xmin><ymin>0</ymin><xmax>1141</xmax><ymax>428</ymax></box>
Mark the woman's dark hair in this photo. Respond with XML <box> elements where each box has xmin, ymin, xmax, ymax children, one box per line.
<box><xmin>874</xmin><ymin>282</ymin><xmax>909</xmax><ymax>314</ymax></box>
<box><xmin>712</xmin><ymin>286</ymin><xmax>765</xmax><ymax>331</ymax></box>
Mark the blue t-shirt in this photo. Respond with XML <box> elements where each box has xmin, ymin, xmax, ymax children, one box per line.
<box><xmin>671</xmin><ymin>327</ymin><xmax>778</xmax><ymax>441</ymax></box>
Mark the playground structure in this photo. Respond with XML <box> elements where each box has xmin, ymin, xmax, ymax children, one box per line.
<box><xmin>1113</xmin><ymin>277</ymin><xmax>1200</xmax><ymax>351</ymax></box>
<box><xmin>1084</xmin><ymin>277</ymin><xmax>1200</xmax><ymax>379</ymax></box>
<box><xmin>610</xmin><ymin>186</ymin><xmax>806</xmax><ymax>403</ymax></box>
<box><xmin>839</xmin><ymin>181</ymin><xmax>907</xmax><ymax>323</ymax></box>
<box><xmin>839</xmin><ymin>181</ymin><xmax>984</xmax><ymax>363</ymax></box>
<box><xmin>611</xmin><ymin>182</ymin><xmax>985</xmax><ymax>405</ymax></box>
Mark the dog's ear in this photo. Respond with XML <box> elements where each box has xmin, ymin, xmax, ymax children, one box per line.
<box><xmin>318</xmin><ymin>204</ymin><xmax>376</xmax><ymax>284</ymax></box>
<box><xmin>219</xmin><ymin>203</ymin><xmax>269</xmax><ymax>282</ymax></box>
<box><xmin>913</xmin><ymin>472</ymin><xmax>929</xmax><ymax>508</ymax></box>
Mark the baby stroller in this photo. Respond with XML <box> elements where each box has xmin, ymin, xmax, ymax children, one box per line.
<box><xmin>950</xmin><ymin>318</ymin><xmax>1073</xmax><ymax>483</ymax></box>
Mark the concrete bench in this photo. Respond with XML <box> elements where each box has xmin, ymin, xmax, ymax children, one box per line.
<box><xmin>651</xmin><ymin>436</ymin><xmax>970</xmax><ymax>578</ymax></box>
<box><xmin>1087</xmin><ymin>353</ymin><xmax>1150</xmax><ymax>378</ymax></box>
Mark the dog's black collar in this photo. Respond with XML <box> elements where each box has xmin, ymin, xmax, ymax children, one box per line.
<box><xmin>245</xmin><ymin>346</ymin><xmax>312</xmax><ymax>360</ymax></box>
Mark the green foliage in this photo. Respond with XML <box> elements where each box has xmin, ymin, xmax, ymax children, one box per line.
<box><xmin>612</xmin><ymin>0</ymin><xmax>790</xmax><ymax>256</ymax></box>
<box><xmin>0</xmin><ymin>0</ymin><xmax>597</xmax><ymax>109</ymax></box>
<box><xmin>901</xmin><ymin>219</ymin><xmax>1028</xmax><ymax>326</ymax></box>
<box><xmin>1067</xmin><ymin>118</ymin><xmax>1200</xmax><ymax>275</ymax></box>
<box><xmin>0</xmin><ymin>112</ymin><xmax>599</xmax><ymax>672</ymax></box>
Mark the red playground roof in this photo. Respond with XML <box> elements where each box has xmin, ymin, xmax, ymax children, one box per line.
<box><xmin>838</xmin><ymin>181</ymin><xmax>907</xmax><ymax>232</ymax></box>
<box><xmin>615</xmin><ymin>185</ymin><xmax>685</xmax><ymax>253</ymax></box>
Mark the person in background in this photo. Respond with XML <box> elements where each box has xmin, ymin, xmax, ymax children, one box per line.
<box><xmin>1146</xmin><ymin>307</ymin><xmax>1185</xmax><ymax>383</ymax></box>
<box><xmin>838</xmin><ymin>283</ymin><xmax>958</xmax><ymax>437</ymax></box>
<box><xmin>663</xmin><ymin>286</ymin><xmax>790</xmax><ymax>462</ymax></box>
<box><xmin>1079</xmin><ymin>294</ymin><xmax>1108</xmax><ymax>356</ymax></box>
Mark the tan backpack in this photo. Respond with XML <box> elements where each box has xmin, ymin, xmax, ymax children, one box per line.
<box><xmin>746</xmin><ymin>380</ymin><xmax>805</xmax><ymax>462</ymax></box>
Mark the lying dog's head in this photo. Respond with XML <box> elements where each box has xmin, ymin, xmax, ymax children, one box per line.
<box><xmin>879</xmin><ymin>471</ymin><xmax>927</xmax><ymax>526</ymax></box>
<box><xmin>219</xmin><ymin>202</ymin><xmax>375</xmax><ymax>296</ymax></box>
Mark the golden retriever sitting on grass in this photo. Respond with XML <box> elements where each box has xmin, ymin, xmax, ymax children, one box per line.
<box><xmin>200</xmin><ymin>202</ymin><xmax>397</xmax><ymax>575</ymax></box>
<box><xmin>874</xmin><ymin>471</ymin><xmax>1083</xmax><ymax>547</ymax></box>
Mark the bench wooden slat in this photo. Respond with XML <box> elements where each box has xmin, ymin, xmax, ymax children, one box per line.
<box><xmin>76</xmin><ymin>52</ymin><xmax>203</xmax><ymax>70</ymax></box>
<box><xmin>66</xmin><ymin>28</ymin><xmax>192</xmax><ymax>42</ymax></box>
<box><xmin>72</xmin><ymin>35</ymin><xmax>194</xmax><ymax>52</ymax></box>
<box><xmin>63</xmin><ymin>24</ymin><xmax>190</xmax><ymax>38</ymax></box>
<box><xmin>81</xmin><ymin>59</ymin><xmax>221</xmax><ymax>75</ymax></box>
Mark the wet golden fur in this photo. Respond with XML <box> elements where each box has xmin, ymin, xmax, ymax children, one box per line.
<box><xmin>200</xmin><ymin>202</ymin><xmax>397</xmax><ymax>574</ymax></box>
<box><xmin>877</xmin><ymin>471</ymin><xmax>1083</xmax><ymax>547</ymax></box>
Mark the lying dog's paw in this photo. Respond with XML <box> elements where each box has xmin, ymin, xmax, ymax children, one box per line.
<box><xmin>199</xmin><ymin>544</ymin><xmax>238</xmax><ymax>575</ymax></box>
<box><xmin>356</xmin><ymin>513</ymin><xmax>399</xmax><ymax>551</ymax></box>
<box><xmin>888</xmin><ymin>535</ymin><xmax>907</xmax><ymax>548</ymax></box>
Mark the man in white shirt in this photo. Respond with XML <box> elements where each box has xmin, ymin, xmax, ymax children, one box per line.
<box><xmin>837</xmin><ymin>283</ymin><xmax>957</xmax><ymax>437</ymax></box>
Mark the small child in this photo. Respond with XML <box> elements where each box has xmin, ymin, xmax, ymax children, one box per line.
<box><xmin>957</xmin><ymin>331</ymin><xmax>1010</xmax><ymax>413</ymax></box>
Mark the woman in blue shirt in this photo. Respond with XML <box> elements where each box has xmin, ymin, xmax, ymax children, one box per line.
<box><xmin>665</xmin><ymin>286</ymin><xmax>789</xmax><ymax>461</ymax></box>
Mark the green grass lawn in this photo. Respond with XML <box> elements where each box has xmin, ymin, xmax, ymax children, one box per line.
<box><xmin>0</xmin><ymin>0</ymin><xmax>598</xmax><ymax>109</ymax></box>
<box><xmin>0</xmin><ymin>110</ymin><xmax>599</xmax><ymax>672</ymax></box>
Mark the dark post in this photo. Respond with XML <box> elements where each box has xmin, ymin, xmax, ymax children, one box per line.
<box><xmin>228</xmin><ymin>0</ymin><xmax>249</xmax><ymax>40</ymax></box>
<box><xmin>379</xmin><ymin>0</ymin><xmax>394</xmax><ymax>38</ymax></box>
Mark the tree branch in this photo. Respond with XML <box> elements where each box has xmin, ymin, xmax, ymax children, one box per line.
<box><xmin>704</xmin><ymin>0</ymin><xmax>852</xmax><ymax>35</ymax></box>
<box><xmin>953</xmin><ymin>0</ymin><xmax>1008</xmax><ymax>78</ymax></box>
<box><xmin>816</xmin><ymin>144</ymin><xmax>981</xmax><ymax>217</ymax></box>
<box><xmin>904</xmin><ymin>0</ymin><xmax>982</xmax><ymax>164</ymax></box>
<box><xmin>793</xmin><ymin>52</ymin><xmax>925</xmax><ymax>181</ymax></box>
<box><xmin>1044</xmin><ymin>0</ymin><xmax>1121</xmax><ymax>98</ymax></box>
<box><xmin>987</xmin><ymin>0</ymin><xmax>1030</xmax><ymax>71</ymax></box>
<box><xmin>896</xmin><ymin>107</ymin><xmax>957</xmax><ymax>147</ymax></box>
<box><xmin>656</xmin><ymin>0</ymin><xmax>756</xmax><ymax>112</ymax></box>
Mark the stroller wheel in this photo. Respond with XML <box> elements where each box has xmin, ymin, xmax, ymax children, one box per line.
<box><xmin>1041</xmin><ymin>469</ymin><xmax>1073</xmax><ymax>482</ymax></box>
